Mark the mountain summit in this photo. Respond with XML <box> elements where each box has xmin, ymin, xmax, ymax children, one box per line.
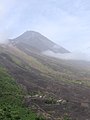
<box><xmin>9</xmin><ymin>31</ymin><xmax>70</xmax><ymax>54</ymax></box>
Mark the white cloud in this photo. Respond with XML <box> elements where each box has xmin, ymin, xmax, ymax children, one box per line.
<box><xmin>43</xmin><ymin>50</ymin><xmax>90</xmax><ymax>61</ymax></box>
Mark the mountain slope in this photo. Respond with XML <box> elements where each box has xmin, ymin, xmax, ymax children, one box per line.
<box><xmin>1</xmin><ymin>44</ymin><xmax>90</xmax><ymax>120</ymax></box>
<box><xmin>9</xmin><ymin>31</ymin><xmax>70</xmax><ymax>54</ymax></box>
<box><xmin>0</xmin><ymin>66</ymin><xmax>37</xmax><ymax>120</ymax></box>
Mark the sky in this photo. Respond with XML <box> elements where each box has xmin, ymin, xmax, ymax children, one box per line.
<box><xmin>0</xmin><ymin>0</ymin><xmax>90</xmax><ymax>52</ymax></box>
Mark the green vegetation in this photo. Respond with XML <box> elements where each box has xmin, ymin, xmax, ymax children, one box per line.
<box><xmin>35</xmin><ymin>115</ymin><xmax>46</xmax><ymax>120</ymax></box>
<box><xmin>45</xmin><ymin>97</ymin><xmax>57</xmax><ymax>104</ymax></box>
<box><xmin>63</xmin><ymin>115</ymin><xmax>71</xmax><ymax>120</ymax></box>
<box><xmin>0</xmin><ymin>66</ymin><xmax>37</xmax><ymax>120</ymax></box>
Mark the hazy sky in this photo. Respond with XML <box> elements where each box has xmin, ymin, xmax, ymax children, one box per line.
<box><xmin>0</xmin><ymin>0</ymin><xmax>90</xmax><ymax>51</ymax></box>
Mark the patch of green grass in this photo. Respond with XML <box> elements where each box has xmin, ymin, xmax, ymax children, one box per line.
<box><xmin>0</xmin><ymin>66</ymin><xmax>37</xmax><ymax>120</ymax></box>
<box><xmin>63</xmin><ymin>115</ymin><xmax>71</xmax><ymax>120</ymax></box>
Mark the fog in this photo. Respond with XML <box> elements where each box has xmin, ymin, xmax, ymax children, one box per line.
<box><xmin>0</xmin><ymin>0</ymin><xmax>90</xmax><ymax>52</ymax></box>
<box><xmin>43</xmin><ymin>50</ymin><xmax>90</xmax><ymax>61</ymax></box>
<box><xmin>0</xmin><ymin>33</ymin><xmax>8</xmax><ymax>43</ymax></box>
<box><xmin>0</xmin><ymin>0</ymin><xmax>90</xmax><ymax>61</ymax></box>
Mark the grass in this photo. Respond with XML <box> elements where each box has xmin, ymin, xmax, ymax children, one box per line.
<box><xmin>1</xmin><ymin>45</ymin><xmax>90</xmax><ymax>87</ymax></box>
<box><xmin>0</xmin><ymin>66</ymin><xmax>37</xmax><ymax>120</ymax></box>
<box><xmin>6</xmin><ymin>45</ymin><xmax>90</xmax><ymax>87</ymax></box>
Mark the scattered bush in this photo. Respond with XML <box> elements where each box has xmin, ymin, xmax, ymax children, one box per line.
<box><xmin>35</xmin><ymin>115</ymin><xmax>46</xmax><ymax>120</ymax></box>
<box><xmin>45</xmin><ymin>98</ymin><xmax>57</xmax><ymax>104</ymax></box>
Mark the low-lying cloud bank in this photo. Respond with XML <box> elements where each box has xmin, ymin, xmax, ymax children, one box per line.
<box><xmin>0</xmin><ymin>33</ymin><xmax>8</xmax><ymax>44</ymax></box>
<box><xmin>43</xmin><ymin>50</ymin><xmax>90</xmax><ymax>61</ymax></box>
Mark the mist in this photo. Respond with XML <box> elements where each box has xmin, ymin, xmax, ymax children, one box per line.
<box><xmin>0</xmin><ymin>0</ymin><xmax>90</xmax><ymax>52</ymax></box>
<box><xmin>43</xmin><ymin>50</ymin><xmax>90</xmax><ymax>61</ymax></box>
<box><xmin>0</xmin><ymin>33</ymin><xmax>8</xmax><ymax>44</ymax></box>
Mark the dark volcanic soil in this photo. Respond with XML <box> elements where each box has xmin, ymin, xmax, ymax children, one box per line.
<box><xmin>0</xmin><ymin>53</ymin><xmax>90</xmax><ymax>120</ymax></box>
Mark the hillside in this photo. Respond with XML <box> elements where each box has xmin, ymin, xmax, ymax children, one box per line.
<box><xmin>9</xmin><ymin>31</ymin><xmax>70</xmax><ymax>54</ymax></box>
<box><xmin>0</xmin><ymin>66</ymin><xmax>37</xmax><ymax>120</ymax></box>
<box><xmin>0</xmin><ymin>43</ymin><xmax>90</xmax><ymax>120</ymax></box>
